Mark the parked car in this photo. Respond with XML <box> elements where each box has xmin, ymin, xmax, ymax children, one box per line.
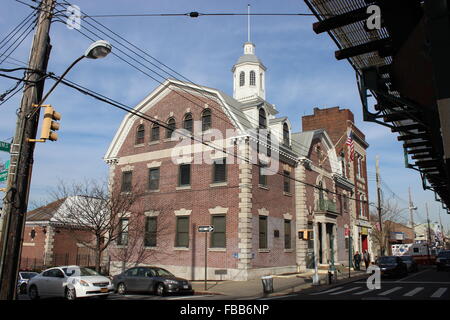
<box><xmin>399</xmin><ymin>255</ymin><xmax>418</xmax><ymax>273</ymax></box>
<box><xmin>376</xmin><ymin>256</ymin><xmax>408</xmax><ymax>278</ymax></box>
<box><xmin>436</xmin><ymin>250</ymin><xmax>450</xmax><ymax>271</ymax></box>
<box><xmin>113</xmin><ymin>266</ymin><xmax>194</xmax><ymax>296</ymax></box>
<box><xmin>17</xmin><ymin>271</ymin><xmax>38</xmax><ymax>294</ymax></box>
<box><xmin>27</xmin><ymin>266</ymin><xmax>114</xmax><ymax>300</ymax></box>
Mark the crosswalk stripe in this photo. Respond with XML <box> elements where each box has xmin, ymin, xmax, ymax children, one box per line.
<box><xmin>431</xmin><ymin>288</ymin><xmax>447</xmax><ymax>298</ymax></box>
<box><xmin>329</xmin><ymin>287</ymin><xmax>362</xmax><ymax>295</ymax></box>
<box><xmin>378</xmin><ymin>287</ymin><xmax>402</xmax><ymax>296</ymax></box>
<box><xmin>403</xmin><ymin>287</ymin><xmax>424</xmax><ymax>297</ymax></box>
<box><xmin>353</xmin><ymin>289</ymin><xmax>375</xmax><ymax>295</ymax></box>
<box><xmin>310</xmin><ymin>286</ymin><xmax>344</xmax><ymax>295</ymax></box>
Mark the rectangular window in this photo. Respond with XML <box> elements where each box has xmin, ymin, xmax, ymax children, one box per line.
<box><xmin>259</xmin><ymin>163</ymin><xmax>267</xmax><ymax>186</ymax></box>
<box><xmin>259</xmin><ymin>216</ymin><xmax>268</xmax><ymax>249</ymax></box>
<box><xmin>179</xmin><ymin>164</ymin><xmax>191</xmax><ymax>186</ymax></box>
<box><xmin>283</xmin><ymin>170</ymin><xmax>290</xmax><ymax>193</ymax></box>
<box><xmin>175</xmin><ymin>216</ymin><xmax>189</xmax><ymax>247</ymax></box>
<box><xmin>121</xmin><ymin>171</ymin><xmax>132</xmax><ymax>192</ymax></box>
<box><xmin>284</xmin><ymin>219</ymin><xmax>291</xmax><ymax>249</ymax></box>
<box><xmin>117</xmin><ymin>218</ymin><xmax>129</xmax><ymax>246</ymax></box>
<box><xmin>211</xmin><ymin>215</ymin><xmax>226</xmax><ymax>248</ymax></box>
<box><xmin>148</xmin><ymin>168</ymin><xmax>160</xmax><ymax>190</ymax></box>
<box><xmin>144</xmin><ymin>217</ymin><xmax>157</xmax><ymax>247</ymax></box>
<box><xmin>213</xmin><ymin>158</ymin><xmax>227</xmax><ymax>183</ymax></box>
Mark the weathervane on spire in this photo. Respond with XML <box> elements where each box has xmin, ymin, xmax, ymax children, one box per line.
<box><xmin>247</xmin><ymin>4</ymin><xmax>251</xmax><ymax>42</ymax></box>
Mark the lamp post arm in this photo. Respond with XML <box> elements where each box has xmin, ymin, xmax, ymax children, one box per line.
<box><xmin>37</xmin><ymin>55</ymin><xmax>85</xmax><ymax>106</ymax></box>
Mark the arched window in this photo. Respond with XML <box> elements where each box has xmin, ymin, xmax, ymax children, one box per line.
<box><xmin>258</xmin><ymin>108</ymin><xmax>266</xmax><ymax>129</ymax></box>
<box><xmin>135</xmin><ymin>124</ymin><xmax>145</xmax><ymax>144</ymax></box>
<box><xmin>250</xmin><ymin>70</ymin><xmax>256</xmax><ymax>86</ymax></box>
<box><xmin>339</xmin><ymin>151</ymin><xmax>346</xmax><ymax>178</ymax></box>
<box><xmin>151</xmin><ymin>123</ymin><xmax>160</xmax><ymax>141</ymax></box>
<box><xmin>202</xmin><ymin>109</ymin><xmax>211</xmax><ymax>131</ymax></box>
<box><xmin>239</xmin><ymin>71</ymin><xmax>245</xmax><ymax>87</ymax></box>
<box><xmin>166</xmin><ymin>118</ymin><xmax>176</xmax><ymax>138</ymax></box>
<box><xmin>283</xmin><ymin>122</ymin><xmax>290</xmax><ymax>146</ymax></box>
<box><xmin>183</xmin><ymin>113</ymin><xmax>193</xmax><ymax>133</ymax></box>
<box><xmin>267</xmin><ymin>132</ymin><xmax>271</xmax><ymax>157</ymax></box>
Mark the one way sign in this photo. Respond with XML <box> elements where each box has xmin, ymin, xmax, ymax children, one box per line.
<box><xmin>198</xmin><ymin>225</ymin><xmax>214</xmax><ymax>233</ymax></box>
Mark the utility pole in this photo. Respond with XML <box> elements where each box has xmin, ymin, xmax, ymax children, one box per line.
<box><xmin>375</xmin><ymin>155</ymin><xmax>384</xmax><ymax>256</ymax></box>
<box><xmin>0</xmin><ymin>0</ymin><xmax>55</xmax><ymax>300</ymax></box>
<box><xmin>408</xmin><ymin>187</ymin><xmax>416</xmax><ymax>241</ymax></box>
<box><xmin>425</xmin><ymin>203</ymin><xmax>432</xmax><ymax>265</ymax></box>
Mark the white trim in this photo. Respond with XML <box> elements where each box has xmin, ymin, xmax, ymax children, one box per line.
<box><xmin>121</xmin><ymin>165</ymin><xmax>134</xmax><ymax>172</ymax></box>
<box><xmin>258</xmin><ymin>208</ymin><xmax>269</xmax><ymax>216</ymax></box>
<box><xmin>283</xmin><ymin>213</ymin><xmax>292</xmax><ymax>220</ymax></box>
<box><xmin>146</xmin><ymin>161</ymin><xmax>161</xmax><ymax>168</ymax></box>
<box><xmin>174</xmin><ymin>208</ymin><xmax>192</xmax><ymax>216</ymax></box>
<box><xmin>144</xmin><ymin>210</ymin><xmax>160</xmax><ymax>217</ymax></box>
<box><xmin>209</xmin><ymin>206</ymin><xmax>229</xmax><ymax>215</ymax></box>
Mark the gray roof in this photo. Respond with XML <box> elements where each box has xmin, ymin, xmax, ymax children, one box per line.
<box><xmin>269</xmin><ymin>117</ymin><xmax>287</xmax><ymax>124</ymax></box>
<box><xmin>236</xmin><ymin>54</ymin><xmax>262</xmax><ymax>65</ymax></box>
<box><xmin>291</xmin><ymin>131</ymin><xmax>317</xmax><ymax>157</ymax></box>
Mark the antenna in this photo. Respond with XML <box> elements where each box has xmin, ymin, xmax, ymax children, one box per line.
<box><xmin>247</xmin><ymin>4</ymin><xmax>250</xmax><ymax>42</ymax></box>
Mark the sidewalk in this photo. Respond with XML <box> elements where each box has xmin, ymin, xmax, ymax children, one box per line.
<box><xmin>191</xmin><ymin>268</ymin><xmax>369</xmax><ymax>299</ymax></box>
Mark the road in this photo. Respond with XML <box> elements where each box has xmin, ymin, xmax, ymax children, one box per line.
<box><xmin>264</xmin><ymin>266</ymin><xmax>450</xmax><ymax>300</ymax></box>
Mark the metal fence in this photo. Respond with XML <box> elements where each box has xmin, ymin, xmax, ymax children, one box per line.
<box><xmin>20</xmin><ymin>253</ymin><xmax>98</xmax><ymax>273</ymax></box>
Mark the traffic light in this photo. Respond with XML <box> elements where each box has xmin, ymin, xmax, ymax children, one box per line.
<box><xmin>40</xmin><ymin>105</ymin><xmax>61</xmax><ymax>141</ymax></box>
<box><xmin>298</xmin><ymin>229</ymin><xmax>314</xmax><ymax>240</ymax></box>
<box><xmin>28</xmin><ymin>104</ymin><xmax>61</xmax><ymax>143</ymax></box>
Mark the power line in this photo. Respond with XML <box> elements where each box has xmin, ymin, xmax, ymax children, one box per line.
<box><xmin>54</xmin><ymin>1</ymin><xmax>345</xmax><ymax>169</ymax></box>
<box><xmin>49</xmin><ymin>73</ymin><xmax>369</xmax><ymax>205</ymax></box>
<box><xmin>78</xmin><ymin>12</ymin><xmax>329</xmax><ymax>19</ymax></box>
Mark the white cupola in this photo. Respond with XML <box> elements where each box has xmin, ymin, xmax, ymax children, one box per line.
<box><xmin>232</xmin><ymin>42</ymin><xmax>267</xmax><ymax>101</ymax></box>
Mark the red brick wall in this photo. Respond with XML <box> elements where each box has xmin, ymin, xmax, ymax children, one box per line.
<box><xmin>21</xmin><ymin>225</ymin><xmax>46</xmax><ymax>269</ymax></box>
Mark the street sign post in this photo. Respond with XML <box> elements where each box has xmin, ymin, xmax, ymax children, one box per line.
<box><xmin>198</xmin><ymin>225</ymin><xmax>214</xmax><ymax>291</ymax></box>
<box><xmin>0</xmin><ymin>141</ymin><xmax>11</xmax><ymax>153</ymax></box>
<box><xmin>198</xmin><ymin>225</ymin><xmax>214</xmax><ymax>233</ymax></box>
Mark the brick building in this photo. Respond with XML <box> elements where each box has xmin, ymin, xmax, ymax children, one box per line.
<box><xmin>302</xmin><ymin>107</ymin><xmax>372</xmax><ymax>258</ymax></box>
<box><xmin>104</xmin><ymin>41</ymin><xmax>368</xmax><ymax>280</ymax></box>
<box><xmin>21</xmin><ymin>198</ymin><xmax>96</xmax><ymax>271</ymax></box>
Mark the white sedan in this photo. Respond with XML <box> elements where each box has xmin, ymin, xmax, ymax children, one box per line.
<box><xmin>27</xmin><ymin>265</ymin><xmax>114</xmax><ymax>300</ymax></box>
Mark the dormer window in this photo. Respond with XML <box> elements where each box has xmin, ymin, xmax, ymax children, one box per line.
<box><xmin>258</xmin><ymin>108</ymin><xmax>266</xmax><ymax>129</ymax></box>
<box><xmin>183</xmin><ymin>113</ymin><xmax>193</xmax><ymax>133</ymax></box>
<box><xmin>283</xmin><ymin>122</ymin><xmax>290</xmax><ymax>146</ymax></box>
<box><xmin>250</xmin><ymin>70</ymin><xmax>256</xmax><ymax>86</ymax></box>
<box><xmin>135</xmin><ymin>124</ymin><xmax>145</xmax><ymax>145</ymax></box>
<box><xmin>239</xmin><ymin>71</ymin><xmax>245</xmax><ymax>87</ymax></box>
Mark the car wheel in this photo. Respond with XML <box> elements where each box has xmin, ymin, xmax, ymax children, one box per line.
<box><xmin>65</xmin><ymin>287</ymin><xmax>77</xmax><ymax>300</ymax></box>
<box><xmin>156</xmin><ymin>283</ymin><xmax>166</xmax><ymax>296</ymax></box>
<box><xmin>19</xmin><ymin>283</ymin><xmax>27</xmax><ymax>295</ymax></box>
<box><xmin>117</xmin><ymin>283</ymin><xmax>127</xmax><ymax>295</ymax></box>
<box><xmin>28</xmin><ymin>285</ymin><xmax>39</xmax><ymax>300</ymax></box>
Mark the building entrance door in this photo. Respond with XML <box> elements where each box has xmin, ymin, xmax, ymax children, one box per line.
<box><xmin>362</xmin><ymin>235</ymin><xmax>368</xmax><ymax>252</ymax></box>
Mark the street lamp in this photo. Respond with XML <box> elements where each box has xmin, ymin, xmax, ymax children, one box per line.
<box><xmin>38</xmin><ymin>40</ymin><xmax>112</xmax><ymax>105</ymax></box>
<box><xmin>0</xmin><ymin>39</ymin><xmax>112</xmax><ymax>300</ymax></box>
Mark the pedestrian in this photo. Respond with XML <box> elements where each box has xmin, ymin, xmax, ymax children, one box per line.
<box><xmin>363</xmin><ymin>250</ymin><xmax>371</xmax><ymax>269</ymax></box>
<box><xmin>353</xmin><ymin>251</ymin><xmax>361</xmax><ymax>270</ymax></box>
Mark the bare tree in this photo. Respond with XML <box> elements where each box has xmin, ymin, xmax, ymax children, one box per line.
<box><xmin>370</xmin><ymin>195</ymin><xmax>408</xmax><ymax>257</ymax></box>
<box><xmin>51</xmin><ymin>178</ymin><xmax>143</xmax><ymax>273</ymax></box>
<box><xmin>108</xmin><ymin>202</ymin><xmax>173</xmax><ymax>273</ymax></box>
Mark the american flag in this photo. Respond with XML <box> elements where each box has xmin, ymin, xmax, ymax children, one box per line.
<box><xmin>346</xmin><ymin>131</ymin><xmax>354</xmax><ymax>161</ymax></box>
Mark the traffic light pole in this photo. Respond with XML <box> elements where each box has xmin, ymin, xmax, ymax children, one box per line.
<box><xmin>0</xmin><ymin>0</ymin><xmax>54</xmax><ymax>300</ymax></box>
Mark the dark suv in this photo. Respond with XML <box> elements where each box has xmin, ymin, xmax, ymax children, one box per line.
<box><xmin>436</xmin><ymin>250</ymin><xmax>450</xmax><ymax>271</ymax></box>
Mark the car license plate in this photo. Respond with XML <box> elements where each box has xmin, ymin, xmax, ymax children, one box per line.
<box><xmin>183</xmin><ymin>285</ymin><xmax>188</xmax><ymax>289</ymax></box>
<box><xmin>100</xmin><ymin>288</ymin><xmax>108</xmax><ymax>293</ymax></box>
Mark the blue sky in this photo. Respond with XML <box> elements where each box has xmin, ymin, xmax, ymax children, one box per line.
<box><xmin>1</xmin><ymin>0</ymin><xmax>449</xmax><ymax>230</ymax></box>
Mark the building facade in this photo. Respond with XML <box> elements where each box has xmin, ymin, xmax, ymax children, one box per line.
<box><xmin>302</xmin><ymin>107</ymin><xmax>373</xmax><ymax>259</ymax></box>
<box><xmin>104</xmin><ymin>41</ymin><xmax>368</xmax><ymax>280</ymax></box>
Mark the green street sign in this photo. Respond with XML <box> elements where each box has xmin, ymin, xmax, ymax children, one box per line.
<box><xmin>0</xmin><ymin>170</ymin><xmax>7</xmax><ymax>182</ymax></box>
<box><xmin>0</xmin><ymin>141</ymin><xmax>11</xmax><ymax>153</ymax></box>
<box><xmin>5</xmin><ymin>160</ymin><xmax>10</xmax><ymax>169</ymax></box>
